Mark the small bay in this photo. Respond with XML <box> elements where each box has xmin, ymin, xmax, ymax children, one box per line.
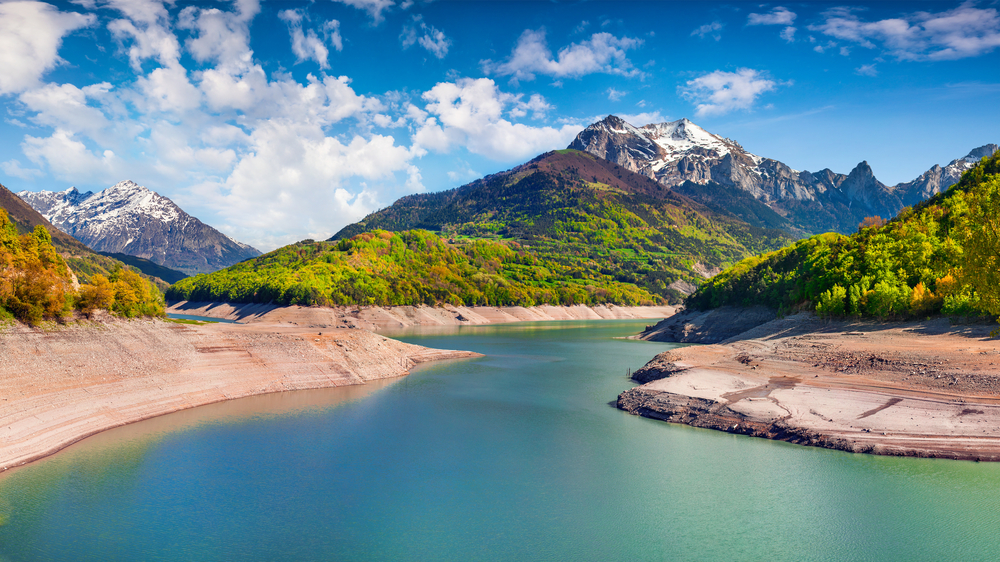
<box><xmin>1</xmin><ymin>319</ymin><xmax>998</xmax><ymax>561</ymax></box>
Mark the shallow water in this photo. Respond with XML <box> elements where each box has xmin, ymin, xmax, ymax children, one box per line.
<box><xmin>166</xmin><ymin>312</ymin><xmax>238</xmax><ymax>323</ymax></box>
<box><xmin>1</xmin><ymin>319</ymin><xmax>998</xmax><ymax>561</ymax></box>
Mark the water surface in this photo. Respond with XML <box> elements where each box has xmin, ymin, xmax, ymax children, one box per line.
<box><xmin>1</xmin><ymin>320</ymin><xmax>998</xmax><ymax>561</ymax></box>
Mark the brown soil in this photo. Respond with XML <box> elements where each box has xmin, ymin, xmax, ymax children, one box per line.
<box><xmin>619</xmin><ymin>313</ymin><xmax>1000</xmax><ymax>461</ymax></box>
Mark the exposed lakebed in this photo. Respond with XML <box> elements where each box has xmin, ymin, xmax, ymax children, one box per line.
<box><xmin>1</xmin><ymin>319</ymin><xmax>999</xmax><ymax>561</ymax></box>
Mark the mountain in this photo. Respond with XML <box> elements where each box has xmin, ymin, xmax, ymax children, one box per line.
<box><xmin>330</xmin><ymin>149</ymin><xmax>793</xmax><ymax>301</ymax></box>
<box><xmin>18</xmin><ymin>180</ymin><xmax>260</xmax><ymax>276</ymax></box>
<box><xmin>170</xmin><ymin>150</ymin><xmax>796</xmax><ymax>307</ymax></box>
<box><xmin>0</xmin><ymin>182</ymin><xmax>184</xmax><ymax>290</ymax></box>
<box><xmin>570</xmin><ymin>116</ymin><xmax>997</xmax><ymax>234</ymax></box>
<box><xmin>686</xmin><ymin>150</ymin><xmax>1000</xmax><ymax>319</ymax></box>
<box><xmin>894</xmin><ymin>144</ymin><xmax>999</xmax><ymax>207</ymax></box>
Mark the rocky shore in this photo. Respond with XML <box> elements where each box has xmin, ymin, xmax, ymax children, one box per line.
<box><xmin>619</xmin><ymin>312</ymin><xmax>1000</xmax><ymax>461</ymax></box>
<box><xmin>0</xmin><ymin>317</ymin><xmax>479</xmax><ymax>471</ymax></box>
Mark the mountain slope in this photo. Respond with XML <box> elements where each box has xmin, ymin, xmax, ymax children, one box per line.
<box><xmin>571</xmin><ymin>115</ymin><xmax>997</xmax><ymax>234</ymax></box>
<box><xmin>331</xmin><ymin>149</ymin><xmax>794</xmax><ymax>301</ymax></box>
<box><xmin>18</xmin><ymin>181</ymin><xmax>260</xmax><ymax>275</ymax></box>
<box><xmin>686</xmin><ymin>151</ymin><xmax>1000</xmax><ymax>319</ymax></box>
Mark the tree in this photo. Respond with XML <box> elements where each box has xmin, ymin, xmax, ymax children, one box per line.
<box><xmin>962</xmin><ymin>175</ymin><xmax>1000</xmax><ymax>319</ymax></box>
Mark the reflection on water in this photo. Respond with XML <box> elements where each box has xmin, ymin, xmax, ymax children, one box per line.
<box><xmin>1</xmin><ymin>319</ymin><xmax>999</xmax><ymax>562</ymax></box>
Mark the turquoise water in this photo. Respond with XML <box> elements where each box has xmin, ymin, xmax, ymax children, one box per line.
<box><xmin>1</xmin><ymin>319</ymin><xmax>999</xmax><ymax>561</ymax></box>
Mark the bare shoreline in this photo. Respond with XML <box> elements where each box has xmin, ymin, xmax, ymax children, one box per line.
<box><xmin>166</xmin><ymin>301</ymin><xmax>678</xmax><ymax>331</ymax></box>
<box><xmin>0</xmin><ymin>316</ymin><xmax>480</xmax><ymax>472</ymax></box>
<box><xmin>619</xmin><ymin>313</ymin><xmax>1000</xmax><ymax>461</ymax></box>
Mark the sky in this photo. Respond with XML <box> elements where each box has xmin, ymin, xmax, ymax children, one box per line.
<box><xmin>1</xmin><ymin>0</ymin><xmax>998</xmax><ymax>251</ymax></box>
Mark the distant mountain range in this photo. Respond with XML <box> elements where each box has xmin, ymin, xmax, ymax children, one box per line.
<box><xmin>570</xmin><ymin>115</ymin><xmax>998</xmax><ymax>235</ymax></box>
<box><xmin>18</xmin><ymin>181</ymin><xmax>260</xmax><ymax>276</ymax></box>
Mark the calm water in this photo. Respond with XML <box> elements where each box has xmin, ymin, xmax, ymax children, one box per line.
<box><xmin>1</xmin><ymin>319</ymin><xmax>999</xmax><ymax>561</ymax></box>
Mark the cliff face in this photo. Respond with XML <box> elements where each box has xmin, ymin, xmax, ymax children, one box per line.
<box><xmin>18</xmin><ymin>180</ymin><xmax>260</xmax><ymax>275</ymax></box>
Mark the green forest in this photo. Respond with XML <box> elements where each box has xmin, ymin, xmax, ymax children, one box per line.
<box><xmin>167</xmin><ymin>229</ymin><xmax>659</xmax><ymax>307</ymax></box>
<box><xmin>687</xmin><ymin>151</ymin><xmax>1000</xmax><ymax>320</ymax></box>
<box><xmin>0</xmin><ymin>209</ymin><xmax>164</xmax><ymax>324</ymax></box>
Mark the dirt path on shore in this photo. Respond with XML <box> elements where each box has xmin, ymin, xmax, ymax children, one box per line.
<box><xmin>167</xmin><ymin>301</ymin><xmax>677</xmax><ymax>331</ymax></box>
<box><xmin>0</xmin><ymin>318</ymin><xmax>479</xmax><ymax>471</ymax></box>
<box><xmin>619</xmin><ymin>314</ymin><xmax>1000</xmax><ymax>461</ymax></box>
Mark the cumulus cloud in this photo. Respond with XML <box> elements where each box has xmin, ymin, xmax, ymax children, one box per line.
<box><xmin>0</xmin><ymin>1</ymin><xmax>95</xmax><ymax>95</ymax></box>
<box><xmin>679</xmin><ymin>69</ymin><xmax>778</xmax><ymax>117</ymax></box>
<box><xmin>22</xmin><ymin>129</ymin><xmax>120</xmax><ymax>182</ymax></box>
<box><xmin>811</xmin><ymin>3</ymin><xmax>1000</xmax><ymax>60</ymax></box>
<box><xmin>195</xmin><ymin>120</ymin><xmax>418</xmax><ymax>247</ymax></box>
<box><xmin>607</xmin><ymin>88</ymin><xmax>627</xmax><ymax>102</ymax></box>
<box><xmin>400</xmin><ymin>15</ymin><xmax>451</xmax><ymax>59</ymax></box>
<box><xmin>279</xmin><ymin>9</ymin><xmax>341</xmax><ymax>68</ymax></box>
<box><xmin>780</xmin><ymin>26</ymin><xmax>796</xmax><ymax>42</ymax></box>
<box><xmin>332</xmin><ymin>0</ymin><xmax>394</xmax><ymax>24</ymax></box>
<box><xmin>691</xmin><ymin>21</ymin><xmax>723</xmax><ymax>41</ymax></box>
<box><xmin>414</xmin><ymin>78</ymin><xmax>579</xmax><ymax>160</ymax></box>
<box><xmin>747</xmin><ymin>7</ymin><xmax>796</xmax><ymax>26</ymax></box>
<box><xmin>482</xmin><ymin>29</ymin><xmax>643</xmax><ymax>82</ymax></box>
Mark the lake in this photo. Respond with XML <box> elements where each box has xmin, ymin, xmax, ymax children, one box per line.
<box><xmin>1</xmin><ymin>319</ymin><xmax>998</xmax><ymax>561</ymax></box>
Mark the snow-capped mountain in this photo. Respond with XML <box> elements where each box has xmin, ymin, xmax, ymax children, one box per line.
<box><xmin>18</xmin><ymin>180</ymin><xmax>260</xmax><ymax>276</ymax></box>
<box><xmin>569</xmin><ymin>116</ymin><xmax>997</xmax><ymax>234</ymax></box>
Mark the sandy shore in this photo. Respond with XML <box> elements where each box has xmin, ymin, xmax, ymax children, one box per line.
<box><xmin>0</xmin><ymin>317</ymin><xmax>479</xmax><ymax>471</ymax></box>
<box><xmin>167</xmin><ymin>301</ymin><xmax>677</xmax><ymax>331</ymax></box>
<box><xmin>619</xmin><ymin>313</ymin><xmax>1000</xmax><ymax>461</ymax></box>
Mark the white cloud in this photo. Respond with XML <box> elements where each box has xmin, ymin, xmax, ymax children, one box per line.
<box><xmin>482</xmin><ymin>29</ymin><xmax>643</xmax><ymax>82</ymax></box>
<box><xmin>279</xmin><ymin>9</ymin><xmax>334</xmax><ymax>69</ymax></box>
<box><xmin>0</xmin><ymin>1</ymin><xmax>95</xmax><ymax>95</ymax></box>
<box><xmin>1</xmin><ymin>159</ymin><xmax>44</xmax><ymax>180</ymax></box>
<box><xmin>400</xmin><ymin>15</ymin><xmax>451</xmax><ymax>59</ymax></box>
<box><xmin>178</xmin><ymin>0</ymin><xmax>259</xmax><ymax>73</ymax></box>
<box><xmin>856</xmin><ymin>64</ymin><xmax>878</xmax><ymax>77</ymax></box>
<box><xmin>19</xmin><ymin>82</ymin><xmax>114</xmax><ymax>139</ymax></box>
<box><xmin>679</xmin><ymin>69</ymin><xmax>778</xmax><ymax>117</ymax></box>
<box><xmin>414</xmin><ymin>78</ymin><xmax>579</xmax><ymax>160</ymax></box>
<box><xmin>194</xmin><ymin>120</ymin><xmax>418</xmax><ymax>248</ymax></box>
<box><xmin>607</xmin><ymin>88</ymin><xmax>627</xmax><ymax>102</ymax></box>
<box><xmin>22</xmin><ymin>129</ymin><xmax>120</xmax><ymax>182</ymax></box>
<box><xmin>811</xmin><ymin>3</ymin><xmax>1000</xmax><ymax>60</ymax></box>
<box><xmin>691</xmin><ymin>21</ymin><xmax>723</xmax><ymax>41</ymax></box>
<box><xmin>780</xmin><ymin>26</ymin><xmax>796</xmax><ymax>42</ymax></box>
<box><xmin>332</xmin><ymin>0</ymin><xmax>394</xmax><ymax>24</ymax></box>
<box><xmin>616</xmin><ymin>111</ymin><xmax>668</xmax><ymax>127</ymax></box>
<box><xmin>747</xmin><ymin>7</ymin><xmax>797</xmax><ymax>26</ymax></box>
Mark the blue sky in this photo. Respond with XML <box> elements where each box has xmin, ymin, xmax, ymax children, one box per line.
<box><xmin>1</xmin><ymin>0</ymin><xmax>998</xmax><ymax>250</ymax></box>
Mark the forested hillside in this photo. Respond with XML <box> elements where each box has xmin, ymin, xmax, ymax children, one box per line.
<box><xmin>333</xmin><ymin>149</ymin><xmax>792</xmax><ymax>302</ymax></box>
<box><xmin>0</xmin><ymin>209</ymin><xmax>164</xmax><ymax>324</ymax></box>
<box><xmin>167</xmin><ymin>229</ymin><xmax>656</xmax><ymax>307</ymax></box>
<box><xmin>688</xmin><ymin>152</ymin><xmax>1000</xmax><ymax>320</ymax></box>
